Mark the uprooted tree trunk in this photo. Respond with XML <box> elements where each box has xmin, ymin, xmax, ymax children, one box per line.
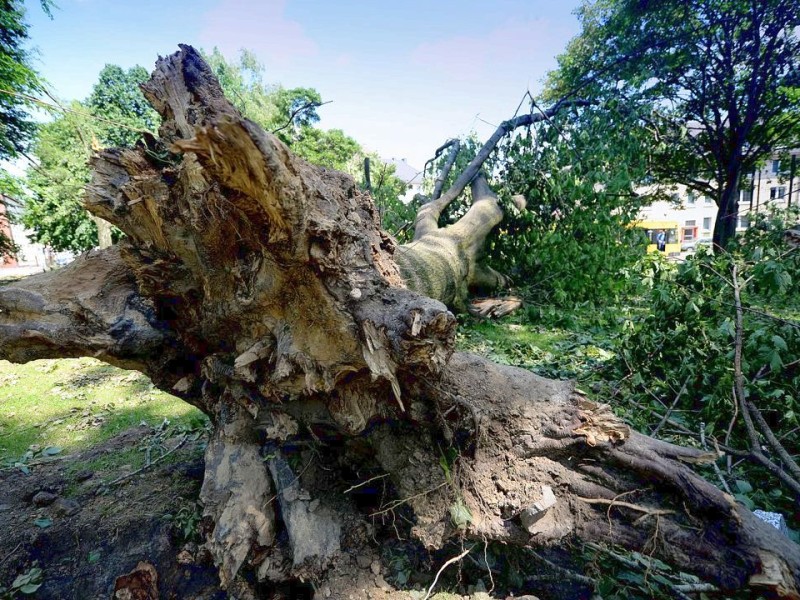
<box><xmin>1</xmin><ymin>46</ymin><xmax>799</xmax><ymax>598</ymax></box>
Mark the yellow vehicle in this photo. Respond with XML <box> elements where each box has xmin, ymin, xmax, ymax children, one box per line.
<box><xmin>635</xmin><ymin>220</ymin><xmax>681</xmax><ymax>256</ymax></box>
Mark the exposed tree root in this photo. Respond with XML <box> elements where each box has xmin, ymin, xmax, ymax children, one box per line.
<box><xmin>1</xmin><ymin>45</ymin><xmax>798</xmax><ymax>598</ymax></box>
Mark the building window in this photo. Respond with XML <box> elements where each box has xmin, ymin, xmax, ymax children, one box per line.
<box><xmin>684</xmin><ymin>220</ymin><xmax>696</xmax><ymax>226</ymax></box>
<box><xmin>740</xmin><ymin>189</ymin><xmax>753</xmax><ymax>204</ymax></box>
<box><xmin>687</xmin><ymin>191</ymin><xmax>696</xmax><ymax>205</ymax></box>
<box><xmin>771</xmin><ymin>186</ymin><xmax>787</xmax><ymax>201</ymax></box>
<box><xmin>738</xmin><ymin>216</ymin><xmax>750</xmax><ymax>229</ymax></box>
<box><xmin>703</xmin><ymin>217</ymin><xmax>712</xmax><ymax>230</ymax></box>
<box><xmin>704</xmin><ymin>196</ymin><xmax>712</xmax><ymax>205</ymax></box>
<box><xmin>771</xmin><ymin>160</ymin><xmax>781</xmax><ymax>174</ymax></box>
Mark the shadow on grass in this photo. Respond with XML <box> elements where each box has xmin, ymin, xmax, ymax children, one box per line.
<box><xmin>0</xmin><ymin>358</ymin><xmax>207</xmax><ymax>468</ymax></box>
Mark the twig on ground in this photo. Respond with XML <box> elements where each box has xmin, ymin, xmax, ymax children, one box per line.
<box><xmin>0</xmin><ymin>542</ymin><xmax>22</xmax><ymax>567</ymax></box>
<box><xmin>370</xmin><ymin>481</ymin><xmax>448</xmax><ymax>518</ymax></box>
<box><xmin>652</xmin><ymin>376</ymin><xmax>690</xmax><ymax>436</ymax></box>
<box><xmin>745</xmin><ymin>400</ymin><xmax>800</xmax><ymax>483</ymax></box>
<box><xmin>528</xmin><ymin>548</ymin><xmax>595</xmax><ymax>586</ymax></box>
<box><xmin>107</xmin><ymin>434</ymin><xmax>187</xmax><ymax>487</ymax></box>
<box><xmin>700</xmin><ymin>422</ymin><xmax>732</xmax><ymax>495</ymax></box>
<box><xmin>674</xmin><ymin>582</ymin><xmax>719</xmax><ymax>594</ymax></box>
<box><xmin>724</xmin><ymin>386</ymin><xmax>739</xmax><ymax>474</ymax></box>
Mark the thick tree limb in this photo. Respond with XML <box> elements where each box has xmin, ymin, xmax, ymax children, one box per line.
<box><xmin>413</xmin><ymin>99</ymin><xmax>590</xmax><ymax>241</ymax></box>
<box><xmin>0</xmin><ymin>247</ymin><xmax>171</xmax><ymax>374</ymax></box>
<box><xmin>431</xmin><ymin>139</ymin><xmax>460</xmax><ymax>201</ymax></box>
<box><xmin>396</xmin><ymin>172</ymin><xmax>504</xmax><ymax>308</ymax></box>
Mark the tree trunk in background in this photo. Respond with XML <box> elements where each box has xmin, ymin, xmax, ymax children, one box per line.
<box><xmin>713</xmin><ymin>168</ymin><xmax>741</xmax><ymax>249</ymax></box>
<box><xmin>1</xmin><ymin>46</ymin><xmax>799</xmax><ymax>597</ymax></box>
<box><xmin>92</xmin><ymin>214</ymin><xmax>113</xmax><ymax>249</ymax></box>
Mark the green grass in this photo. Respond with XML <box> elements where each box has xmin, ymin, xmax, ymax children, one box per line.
<box><xmin>0</xmin><ymin>358</ymin><xmax>206</xmax><ymax>469</ymax></box>
<box><xmin>456</xmin><ymin>313</ymin><xmax>617</xmax><ymax>383</ymax></box>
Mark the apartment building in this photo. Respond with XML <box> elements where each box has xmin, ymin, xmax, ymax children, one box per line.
<box><xmin>639</xmin><ymin>149</ymin><xmax>799</xmax><ymax>245</ymax></box>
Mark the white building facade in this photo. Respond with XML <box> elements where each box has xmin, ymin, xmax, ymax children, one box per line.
<box><xmin>639</xmin><ymin>149</ymin><xmax>799</xmax><ymax>245</ymax></box>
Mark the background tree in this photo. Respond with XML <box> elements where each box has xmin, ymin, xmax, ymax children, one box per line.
<box><xmin>547</xmin><ymin>0</ymin><xmax>800</xmax><ymax>249</ymax></box>
<box><xmin>22</xmin><ymin>64</ymin><xmax>158</xmax><ymax>252</ymax></box>
<box><xmin>206</xmin><ymin>48</ymin><xmax>410</xmax><ymax>235</ymax></box>
<box><xmin>0</xmin><ymin>0</ymin><xmax>52</xmax><ymax>257</ymax></box>
<box><xmin>202</xmin><ymin>47</ymin><xmax>322</xmax><ymax>140</ymax></box>
<box><xmin>0</xmin><ymin>0</ymin><xmax>51</xmax><ymax>161</ymax></box>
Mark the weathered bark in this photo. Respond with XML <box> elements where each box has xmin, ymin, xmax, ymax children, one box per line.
<box><xmin>92</xmin><ymin>214</ymin><xmax>114</xmax><ymax>249</ymax></box>
<box><xmin>1</xmin><ymin>46</ymin><xmax>799</xmax><ymax>597</ymax></box>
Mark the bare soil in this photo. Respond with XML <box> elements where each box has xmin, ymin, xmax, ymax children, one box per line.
<box><xmin>0</xmin><ymin>427</ymin><xmax>550</xmax><ymax>599</ymax></box>
<box><xmin>0</xmin><ymin>426</ymin><xmax>222</xmax><ymax>600</ymax></box>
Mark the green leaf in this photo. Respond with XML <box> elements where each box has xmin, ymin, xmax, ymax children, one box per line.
<box><xmin>769</xmin><ymin>350</ymin><xmax>783</xmax><ymax>371</ymax></box>
<box><xmin>42</xmin><ymin>446</ymin><xmax>62</xmax><ymax>456</ymax></box>
<box><xmin>34</xmin><ymin>517</ymin><xmax>53</xmax><ymax>528</ymax></box>
<box><xmin>618</xmin><ymin>571</ymin><xmax>645</xmax><ymax>584</ymax></box>
<box><xmin>734</xmin><ymin>493</ymin><xmax>754</xmax><ymax>510</ymax></box>
<box><xmin>449</xmin><ymin>499</ymin><xmax>473</xmax><ymax>530</ymax></box>
<box><xmin>735</xmin><ymin>480</ymin><xmax>753</xmax><ymax>494</ymax></box>
<box><xmin>19</xmin><ymin>583</ymin><xmax>42</xmax><ymax>594</ymax></box>
<box><xmin>15</xmin><ymin>462</ymin><xmax>30</xmax><ymax>475</ymax></box>
<box><xmin>87</xmin><ymin>550</ymin><xmax>101</xmax><ymax>564</ymax></box>
<box><xmin>772</xmin><ymin>335</ymin><xmax>788</xmax><ymax>352</ymax></box>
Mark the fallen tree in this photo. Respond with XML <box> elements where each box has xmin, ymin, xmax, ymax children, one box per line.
<box><xmin>1</xmin><ymin>46</ymin><xmax>799</xmax><ymax>598</ymax></box>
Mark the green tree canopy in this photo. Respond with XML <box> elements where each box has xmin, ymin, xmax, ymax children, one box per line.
<box><xmin>202</xmin><ymin>47</ymin><xmax>323</xmax><ymax>146</ymax></box>
<box><xmin>86</xmin><ymin>64</ymin><xmax>158</xmax><ymax>147</ymax></box>
<box><xmin>0</xmin><ymin>0</ymin><xmax>52</xmax><ymax>258</ymax></box>
<box><xmin>23</xmin><ymin>64</ymin><xmax>157</xmax><ymax>252</ymax></box>
<box><xmin>547</xmin><ymin>0</ymin><xmax>800</xmax><ymax>248</ymax></box>
<box><xmin>23</xmin><ymin>47</ymin><xmax>409</xmax><ymax>254</ymax></box>
<box><xmin>0</xmin><ymin>0</ymin><xmax>51</xmax><ymax>161</ymax></box>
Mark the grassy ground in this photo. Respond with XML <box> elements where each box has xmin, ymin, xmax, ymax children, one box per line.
<box><xmin>456</xmin><ymin>309</ymin><xmax>621</xmax><ymax>385</ymax></box>
<box><xmin>0</xmin><ymin>358</ymin><xmax>207</xmax><ymax>482</ymax></box>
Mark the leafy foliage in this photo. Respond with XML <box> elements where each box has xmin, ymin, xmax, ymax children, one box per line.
<box><xmin>547</xmin><ymin>0</ymin><xmax>800</xmax><ymax>248</ymax></box>
<box><xmin>365</xmin><ymin>157</ymin><xmax>417</xmax><ymax>242</ymax></box>
<box><xmin>86</xmin><ymin>65</ymin><xmax>158</xmax><ymax>147</ymax></box>
<box><xmin>202</xmin><ymin>47</ymin><xmax>322</xmax><ymax>143</ymax></box>
<box><xmin>0</xmin><ymin>0</ymin><xmax>52</xmax><ymax>256</ymax></box>
<box><xmin>1</xmin><ymin>566</ymin><xmax>43</xmax><ymax>597</ymax></box>
<box><xmin>23</xmin><ymin>65</ymin><xmax>157</xmax><ymax>252</ymax></box>
<box><xmin>616</xmin><ymin>207</ymin><xmax>800</xmax><ymax>522</ymax></box>
<box><xmin>0</xmin><ymin>0</ymin><xmax>51</xmax><ymax>160</ymax></box>
<box><xmin>23</xmin><ymin>105</ymin><xmax>103</xmax><ymax>252</ymax></box>
<box><xmin>488</xmin><ymin>103</ymin><xmax>651</xmax><ymax>304</ymax></box>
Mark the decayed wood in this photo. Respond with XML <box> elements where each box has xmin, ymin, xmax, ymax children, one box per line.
<box><xmin>0</xmin><ymin>46</ymin><xmax>798</xmax><ymax>597</ymax></box>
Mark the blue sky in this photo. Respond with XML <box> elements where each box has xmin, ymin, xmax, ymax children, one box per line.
<box><xmin>22</xmin><ymin>0</ymin><xmax>582</xmax><ymax>169</ymax></box>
